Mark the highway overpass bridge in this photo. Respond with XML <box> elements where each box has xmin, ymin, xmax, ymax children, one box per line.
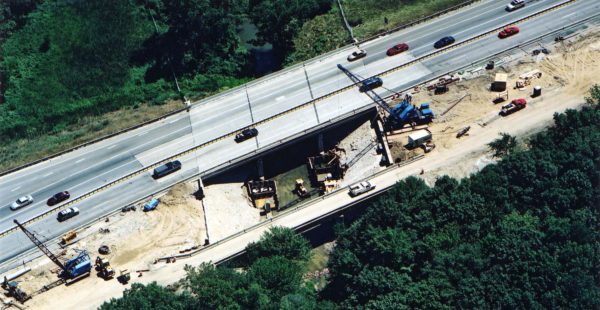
<box><xmin>0</xmin><ymin>0</ymin><xmax>598</xmax><ymax>267</ymax></box>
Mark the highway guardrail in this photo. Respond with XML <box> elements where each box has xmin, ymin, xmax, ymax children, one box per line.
<box><xmin>0</xmin><ymin>1</ymin><xmax>482</xmax><ymax>177</ymax></box>
<box><xmin>0</xmin><ymin>0</ymin><xmax>585</xmax><ymax>239</ymax></box>
<box><xmin>2</xmin><ymin>9</ymin><xmax>598</xmax><ymax>271</ymax></box>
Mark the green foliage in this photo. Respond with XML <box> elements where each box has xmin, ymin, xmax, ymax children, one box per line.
<box><xmin>248</xmin><ymin>0</ymin><xmax>332</xmax><ymax>66</ymax></box>
<box><xmin>285</xmin><ymin>8</ymin><xmax>350</xmax><ymax>65</ymax></box>
<box><xmin>0</xmin><ymin>0</ymin><xmax>149</xmax><ymax>139</ymax></box>
<box><xmin>488</xmin><ymin>132</ymin><xmax>517</xmax><ymax>157</ymax></box>
<box><xmin>99</xmin><ymin>282</ymin><xmax>194</xmax><ymax>310</ymax></box>
<box><xmin>586</xmin><ymin>84</ymin><xmax>600</xmax><ymax>107</ymax></box>
<box><xmin>324</xmin><ymin>107</ymin><xmax>600</xmax><ymax>309</ymax></box>
<box><xmin>246</xmin><ymin>226</ymin><xmax>312</xmax><ymax>263</ymax></box>
<box><xmin>141</xmin><ymin>0</ymin><xmax>249</xmax><ymax>81</ymax></box>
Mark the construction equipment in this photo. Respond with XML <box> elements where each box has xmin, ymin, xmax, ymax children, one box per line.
<box><xmin>95</xmin><ymin>256</ymin><xmax>115</xmax><ymax>280</ymax></box>
<box><xmin>117</xmin><ymin>269</ymin><xmax>131</xmax><ymax>284</ymax></box>
<box><xmin>14</xmin><ymin>220</ymin><xmax>91</xmax><ymax>281</ymax></box>
<box><xmin>294</xmin><ymin>179</ymin><xmax>310</xmax><ymax>199</ymax></box>
<box><xmin>337</xmin><ymin>64</ymin><xmax>433</xmax><ymax>128</ymax></box>
<box><xmin>61</xmin><ymin>230</ymin><xmax>77</xmax><ymax>245</ymax></box>
<box><xmin>1</xmin><ymin>280</ymin><xmax>30</xmax><ymax>303</ymax></box>
<box><xmin>500</xmin><ymin>98</ymin><xmax>526</xmax><ymax>116</ymax></box>
<box><xmin>426</xmin><ymin>74</ymin><xmax>460</xmax><ymax>91</ymax></box>
<box><xmin>516</xmin><ymin>69</ymin><xmax>542</xmax><ymax>88</ymax></box>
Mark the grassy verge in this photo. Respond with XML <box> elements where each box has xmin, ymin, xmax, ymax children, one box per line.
<box><xmin>345</xmin><ymin>0</ymin><xmax>470</xmax><ymax>39</ymax></box>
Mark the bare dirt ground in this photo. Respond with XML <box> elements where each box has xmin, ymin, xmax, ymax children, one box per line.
<box><xmin>203</xmin><ymin>182</ymin><xmax>260</xmax><ymax>242</ymax></box>
<box><xmin>8</xmin><ymin>28</ymin><xmax>600</xmax><ymax>310</ymax></box>
<box><xmin>388</xmin><ymin>28</ymin><xmax>600</xmax><ymax>162</ymax></box>
<box><xmin>338</xmin><ymin>120</ymin><xmax>385</xmax><ymax>187</ymax></box>
<box><xmin>11</xmin><ymin>182</ymin><xmax>206</xmax><ymax>309</ymax></box>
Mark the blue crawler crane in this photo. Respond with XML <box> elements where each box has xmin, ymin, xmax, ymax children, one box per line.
<box><xmin>337</xmin><ymin>64</ymin><xmax>433</xmax><ymax>128</ymax></box>
<box><xmin>14</xmin><ymin>219</ymin><xmax>91</xmax><ymax>280</ymax></box>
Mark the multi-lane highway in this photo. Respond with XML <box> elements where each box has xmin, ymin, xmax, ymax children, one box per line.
<box><xmin>1</xmin><ymin>0</ymin><xmax>598</xmax><ymax>265</ymax></box>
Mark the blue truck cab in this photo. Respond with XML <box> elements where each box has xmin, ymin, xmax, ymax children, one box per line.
<box><xmin>143</xmin><ymin>198</ymin><xmax>160</xmax><ymax>212</ymax></box>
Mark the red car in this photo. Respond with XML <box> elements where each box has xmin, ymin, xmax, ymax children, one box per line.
<box><xmin>499</xmin><ymin>26</ymin><xmax>520</xmax><ymax>39</ymax></box>
<box><xmin>47</xmin><ymin>191</ymin><xmax>70</xmax><ymax>206</ymax></box>
<box><xmin>386</xmin><ymin>43</ymin><xmax>409</xmax><ymax>56</ymax></box>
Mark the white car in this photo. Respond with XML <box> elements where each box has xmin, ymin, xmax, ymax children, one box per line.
<box><xmin>347</xmin><ymin>49</ymin><xmax>367</xmax><ymax>62</ymax></box>
<box><xmin>349</xmin><ymin>181</ymin><xmax>376</xmax><ymax>197</ymax></box>
<box><xmin>506</xmin><ymin>0</ymin><xmax>525</xmax><ymax>11</ymax></box>
<box><xmin>10</xmin><ymin>195</ymin><xmax>34</xmax><ymax>211</ymax></box>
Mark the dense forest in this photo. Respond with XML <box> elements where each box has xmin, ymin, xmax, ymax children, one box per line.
<box><xmin>100</xmin><ymin>104</ymin><xmax>599</xmax><ymax>309</ymax></box>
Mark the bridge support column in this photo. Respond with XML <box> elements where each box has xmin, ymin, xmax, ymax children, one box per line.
<box><xmin>318</xmin><ymin>133</ymin><xmax>324</xmax><ymax>153</ymax></box>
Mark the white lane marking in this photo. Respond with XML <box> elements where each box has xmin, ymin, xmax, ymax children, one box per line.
<box><xmin>43</xmin><ymin>172</ymin><xmax>53</xmax><ymax>177</ymax></box>
<box><xmin>11</xmin><ymin>186</ymin><xmax>21</xmax><ymax>192</ymax></box>
<box><xmin>561</xmin><ymin>12</ymin><xmax>577</xmax><ymax>19</ymax></box>
<box><xmin>137</xmin><ymin>131</ymin><xmax>148</xmax><ymax>136</ymax></box>
<box><xmin>276</xmin><ymin>96</ymin><xmax>286</xmax><ymax>102</ymax></box>
<box><xmin>75</xmin><ymin>158</ymin><xmax>86</xmax><ymax>164</ymax></box>
<box><xmin>168</xmin><ymin>119</ymin><xmax>179</xmax><ymax>124</ymax></box>
<box><xmin>107</xmin><ymin>144</ymin><xmax>118</xmax><ymax>150</ymax></box>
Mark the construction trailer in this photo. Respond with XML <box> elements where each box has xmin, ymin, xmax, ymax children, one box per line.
<box><xmin>407</xmin><ymin>129</ymin><xmax>432</xmax><ymax>148</ymax></box>
<box><xmin>492</xmin><ymin>73</ymin><xmax>508</xmax><ymax>91</ymax></box>
<box><xmin>247</xmin><ymin>180</ymin><xmax>279</xmax><ymax>211</ymax></box>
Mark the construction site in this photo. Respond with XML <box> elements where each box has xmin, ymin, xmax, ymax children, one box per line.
<box><xmin>3</xmin><ymin>22</ymin><xmax>600</xmax><ymax>310</ymax></box>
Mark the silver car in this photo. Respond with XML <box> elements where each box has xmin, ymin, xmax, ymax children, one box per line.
<box><xmin>10</xmin><ymin>195</ymin><xmax>34</xmax><ymax>211</ymax></box>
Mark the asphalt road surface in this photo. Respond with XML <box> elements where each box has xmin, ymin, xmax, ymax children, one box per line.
<box><xmin>0</xmin><ymin>0</ymin><xmax>598</xmax><ymax>265</ymax></box>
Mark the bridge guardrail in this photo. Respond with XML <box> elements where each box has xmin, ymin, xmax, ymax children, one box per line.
<box><xmin>0</xmin><ymin>1</ymin><xmax>482</xmax><ymax>178</ymax></box>
<box><xmin>0</xmin><ymin>0</ymin><xmax>589</xmax><ymax>242</ymax></box>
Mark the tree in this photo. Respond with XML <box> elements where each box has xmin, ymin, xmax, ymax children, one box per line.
<box><xmin>139</xmin><ymin>0</ymin><xmax>248</xmax><ymax>81</ymax></box>
<box><xmin>246</xmin><ymin>226</ymin><xmax>311</xmax><ymax>263</ymax></box>
<box><xmin>488</xmin><ymin>132</ymin><xmax>517</xmax><ymax>157</ymax></box>
<box><xmin>99</xmin><ymin>283</ymin><xmax>194</xmax><ymax>310</ymax></box>
<box><xmin>585</xmin><ymin>84</ymin><xmax>600</xmax><ymax>107</ymax></box>
<box><xmin>248</xmin><ymin>0</ymin><xmax>331</xmax><ymax>67</ymax></box>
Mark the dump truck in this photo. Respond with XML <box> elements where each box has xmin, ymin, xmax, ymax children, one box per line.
<box><xmin>500</xmin><ymin>98</ymin><xmax>526</xmax><ymax>116</ymax></box>
<box><xmin>349</xmin><ymin>181</ymin><xmax>376</xmax><ymax>197</ymax></box>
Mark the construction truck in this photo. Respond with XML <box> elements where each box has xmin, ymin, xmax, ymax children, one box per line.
<box><xmin>349</xmin><ymin>181</ymin><xmax>376</xmax><ymax>197</ymax></box>
<box><xmin>500</xmin><ymin>98</ymin><xmax>526</xmax><ymax>116</ymax></box>
<box><xmin>95</xmin><ymin>256</ymin><xmax>115</xmax><ymax>280</ymax></box>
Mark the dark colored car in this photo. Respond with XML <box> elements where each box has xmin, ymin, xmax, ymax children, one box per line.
<box><xmin>235</xmin><ymin>128</ymin><xmax>259</xmax><ymax>143</ymax></box>
<box><xmin>434</xmin><ymin>36</ymin><xmax>456</xmax><ymax>49</ymax></box>
<box><xmin>498</xmin><ymin>26</ymin><xmax>520</xmax><ymax>39</ymax></box>
<box><xmin>47</xmin><ymin>191</ymin><xmax>70</xmax><ymax>206</ymax></box>
<box><xmin>359</xmin><ymin>77</ymin><xmax>383</xmax><ymax>92</ymax></box>
<box><xmin>57</xmin><ymin>207</ymin><xmax>79</xmax><ymax>222</ymax></box>
<box><xmin>386</xmin><ymin>43</ymin><xmax>409</xmax><ymax>56</ymax></box>
<box><xmin>152</xmin><ymin>160</ymin><xmax>182</xmax><ymax>179</ymax></box>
